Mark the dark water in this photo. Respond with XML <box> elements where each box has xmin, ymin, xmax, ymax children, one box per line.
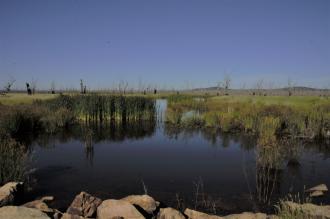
<box><xmin>24</xmin><ymin>100</ymin><xmax>330</xmax><ymax>214</ymax></box>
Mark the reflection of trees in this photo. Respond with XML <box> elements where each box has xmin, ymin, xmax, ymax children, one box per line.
<box><xmin>25</xmin><ymin>119</ymin><xmax>156</xmax><ymax>149</ymax></box>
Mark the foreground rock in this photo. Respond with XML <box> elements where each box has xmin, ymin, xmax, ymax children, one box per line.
<box><xmin>22</xmin><ymin>196</ymin><xmax>55</xmax><ymax>213</ymax></box>
<box><xmin>0</xmin><ymin>206</ymin><xmax>50</xmax><ymax>219</ymax></box>
<box><xmin>97</xmin><ymin>199</ymin><xmax>145</xmax><ymax>219</ymax></box>
<box><xmin>157</xmin><ymin>207</ymin><xmax>185</xmax><ymax>219</ymax></box>
<box><xmin>61</xmin><ymin>212</ymin><xmax>87</xmax><ymax>219</ymax></box>
<box><xmin>185</xmin><ymin>208</ymin><xmax>223</xmax><ymax>219</ymax></box>
<box><xmin>121</xmin><ymin>194</ymin><xmax>158</xmax><ymax>214</ymax></box>
<box><xmin>223</xmin><ymin>212</ymin><xmax>275</xmax><ymax>219</ymax></box>
<box><xmin>307</xmin><ymin>184</ymin><xmax>328</xmax><ymax>197</ymax></box>
<box><xmin>283</xmin><ymin>201</ymin><xmax>330</xmax><ymax>219</ymax></box>
<box><xmin>67</xmin><ymin>191</ymin><xmax>102</xmax><ymax>218</ymax></box>
<box><xmin>0</xmin><ymin>182</ymin><xmax>24</xmax><ymax>207</ymax></box>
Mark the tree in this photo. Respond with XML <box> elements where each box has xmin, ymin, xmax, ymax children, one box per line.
<box><xmin>26</xmin><ymin>83</ymin><xmax>32</xmax><ymax>95</ymax></box>
<box><xmin>31</xmin><ymin>78</ymin><xmax>37</xmax><ymax>95</ymax></box>
<box><xmin>287</xmin><ymin>77</ymin><xmax>295</xmax><ymax>96</ymax></box>
<box><xmin>217</xmin><ymin>74</ymin><xmax>231</xmax><ymax>95</ymax></box>
<box><xmin>118</xmin><ymin>80</ymin><xmax>128</xmax><ymax>94</ymax></box>
<box><xmin>80</xmin><ymin>79</ymin><xmax>84</xmax><ymax>94</ymax></box>
<box><xmin>223</xmin><ymin>74</ymin><xmax>231</xmax><ymax>95</ymax></box>
<box><xmin>255</xmin><ymin>79</ymin><xmax>264</xmax><ymax>96</ymax></box>
<box><xmin>4</xmin><ymin>77</ymin><xmax>16</xmax><ymax>93</ymax></box>
<box><xmin>51</xmin><ymin>81</ymin><xmax>56</xmax><ymax>94</ymax></box>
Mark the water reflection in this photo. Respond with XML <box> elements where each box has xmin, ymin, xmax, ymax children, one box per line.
<box><xmin>11</xmin><ymin>109</ymin><xmax>330</xmax><ymax>213</ymax></box>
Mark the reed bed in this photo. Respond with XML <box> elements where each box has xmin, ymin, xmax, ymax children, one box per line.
<box><xmin>0</xmin><ymin>94</ymin><xmax>156</xmax><ymax>136</ymax></box>
<box><xmin>165</xmin><ymin>94</ymin><xmax>330</xmax><ymax>140</ymax></box>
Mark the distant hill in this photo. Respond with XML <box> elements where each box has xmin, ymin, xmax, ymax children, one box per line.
<box><xmin>191</xmin><ymin>86</ymin><xmax>328</xmax><ymax>92</ymax></box>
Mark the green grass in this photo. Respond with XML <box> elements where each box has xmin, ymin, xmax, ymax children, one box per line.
<box><xmin>209</xmin><ymin>95</ymin><xmax>329</xmax><ymax>108</ymax></box>
<box><xmin>165</xmin><ymin>94</ymin><xmax>330</xmax><ymax>139</ymax></box>
<box><xmin>0</xmin><ymin>93</ymin><xmax>58</xmax><ymax>105</ymax></box>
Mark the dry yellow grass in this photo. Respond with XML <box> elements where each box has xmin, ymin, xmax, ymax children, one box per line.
<box><xmin>0</xmin><ymin>93</ymin><xmax>58</xmax><ymax>105</ymax></box>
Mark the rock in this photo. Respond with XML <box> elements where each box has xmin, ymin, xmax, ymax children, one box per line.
<box><xmin>0</xmin><ymin>206</ymin><xmax>50</xmax><ymax>219</ymax></box>
<box><xmin>184</xmin><ymin>208</ymin><xmax>223</xmax><ymax>219</ymax></box>
<box><xmin>22</xmin><ymin>196</ymin><xmax>55</xmax><ymax>213</ymax></box>
<box><xmin>307</xmin><ymin>184</ymin><xmax>328</xmax><ymax>192</ymax></box>
<box><xmin>67</xmin><ymin>191</ymin><xmax>102</xmax><ymax>218</ymax></box>
<box><xmin>223</xmin><ymin>212</ymin><xmax>268</xmax><ymax>219</ymax></box>
<box><xmin>97</xmin><ymin>199</ymin><xmax>145</xmax><ymax>219</ymax></box>
<box><xmin>61</xmin><ymin>213</ymin><xmax>86</xmax><ymax>219</ymax></box>
<box><xmin>53</xmin><ymin>211</ymin><xmax>63</xmax><ymax>219</ymax></box>
<box><xmin>310</xmin><ymin>190</ymin><xmax>324</xmax><ymax>197</ymax></box>
<box><xmin>283</xmin><ymin>201</ymin><xmax>330</xmax><ymax>219</ymax></box>
<box><xmin>40</xmin><ymin>196</ymin><xmax>54</xmax><ymax>202</ymax></box>
<box><xmin>157</xmin><ymin>207</ymin><xmax>185</xmax><ymax>219</ymax></box>
<box><xmin>121</xmin><ymin>194</ymin><xmax>157</xmax><ymax>214</ymax></box>
<box><xmin>0</xmin><ymin>182</ymin><xmax>24</xmax><ymax>207</ymax></box>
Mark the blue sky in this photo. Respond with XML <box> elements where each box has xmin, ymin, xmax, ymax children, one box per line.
<box><xmin>0</xmin><ymin>0</ymin><xmax>329</xmax><ymax>90</ymax></box>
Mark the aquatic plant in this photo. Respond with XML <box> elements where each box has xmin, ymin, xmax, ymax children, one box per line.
<box><xmin>0</xmin><ymin>131</ymin><xmax>28</xmax><ymax>185</ymax></box>
<box><xmin>166</xmin><ymin>94</ymin><xmax>330</xmax><ymax>141</ymax></box>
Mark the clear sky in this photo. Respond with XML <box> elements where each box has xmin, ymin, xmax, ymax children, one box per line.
<box><xmin>0</xmin><ymin>0</ymin><xmax>329</xmax><ymax>90</ymax></box>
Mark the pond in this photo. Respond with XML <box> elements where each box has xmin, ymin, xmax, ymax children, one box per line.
<box><xmin>22</xmin><ymin>100</ymin><xmax>330</xmax><ymax>215</ymax></box>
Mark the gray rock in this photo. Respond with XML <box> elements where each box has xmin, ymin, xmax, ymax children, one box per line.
<box><xmin>121</xmin><ymin>194</ymin><xmax>157</xmax><ymax>214</ymax></box>
<box><xmin>0</xmin><ymin>182</ymin><xmax>24</xmax><ymax>207</ymax></box>
<box><xmin>0</xmin><ymin>206</ymin><xmax>50</xmax><ymax>219</ymax></box>
<box><xmin>97</xmin><ymin>199</ymin><xmax>145</xmax><ymax>219</ymax></box>
<box><xmin>184</xmin><ymin>208</ymin><xmax>223</xmax><ymax>219</ymax></box>
<box><xmin>67</xmin><ymin>191</ymin><xmax>102</xmax><ymax>218</ymax></box>
<box><xmin>157</xmin><ymin>207</ymin><xmax>185</xmax><ymax>219</ymax></box>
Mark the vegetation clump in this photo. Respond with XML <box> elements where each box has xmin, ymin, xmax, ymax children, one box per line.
<box><xmin>0</xmin><ymin>130</ymin><xmax>28</xmax><ymax>185</ymax></box>
<box><xmin>165</xmin><ymin>94</ymin><xmax>330</xmax><ymax>141</ymax></box>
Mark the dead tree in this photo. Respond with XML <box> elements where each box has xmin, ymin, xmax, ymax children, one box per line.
<box><xmin>31</xmin><ymin>78</ymin><xmax>37</xmax><ymax>95</ymax></box>
<box><xmin>51</xmin><ymin>81</ymin><xmax>56</xmax><ymax>94</ymax></box>
<box><xmin>26</xmin><ymin>83</ymin><xmax>32</xmax><ymax>95</ymax></box>
<box><xmin>4</xmin><ymin>78</ymin><xmax>16</xmax><ymax>93</ymax></box>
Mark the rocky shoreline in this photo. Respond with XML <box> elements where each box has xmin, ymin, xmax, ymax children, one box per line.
<box><xmin>1</xmin><ymin>182</ymin><xmax>330</xmax><ymax>219</ymax></box>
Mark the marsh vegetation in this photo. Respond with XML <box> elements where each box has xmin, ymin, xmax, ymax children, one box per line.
<box><xmin>0</xmin><ymin>93</ymin><xmax>329</xmax><ymax>216</ymax></box>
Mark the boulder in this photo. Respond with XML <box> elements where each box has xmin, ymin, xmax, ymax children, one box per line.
<box><xmin>307</xmin><ymin>184</ymin><xmax>328</xmax><ymax>192</ymax></box>
<box><xmin>67</xmin><ymin>191</ymin><xmax>102</xmax><ymax>218</ymax></box>
<box><xmin>0</xmin><ymin>182</ymin><xmax>24</xmax><ymax>207</ymax></box>
<box><xmin>61</xmin><ymin>213</ymin><xmax>87</xmax><ymax>219</ymax></box>
<box><xmin>310</xmin><ymin>190</ymin><xmax>324</xmax><ymax>197</ymax></box>
<box><xmin>0</xmin><ymin>206</ymin><xmax>50</xmax><ymax>219</ymax></box>
<box><xmin>223</xmin><ymin>212</ymin><xmax>269</xmax><ymax>219</ymax></box>
<box><xmin>121</xmin><ymin>194</ymin><xmax>157</xmax><ymax>214</ymax></box>
<box><xmin>97</xmin><ymin>199</ymin><xmax>145</xmax><ymax>219</ymax></box>
<box><xmin>157</xmin><ymin>207</ymin><xmax>185</xmax><ymax>219</ymax></box>
<box><xmin>282</xmin><ymin>201</ymin><xmax>330</xmax><ymax>219</ymax></box>
<box><xmin>22</xmin><ymin>196</ymin><xmax>55</xmax><ymax>213</ymax></box>
<box><xmin>184</xmin><ymin>208</ymin><xmax>223</xmax><ymax>219</ymax></box>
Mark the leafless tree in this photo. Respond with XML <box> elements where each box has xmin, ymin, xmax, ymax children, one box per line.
<box><xmin>255</xmin><ymin>79</ymin><xmax>264</xmax><ymax>95</ymax></box>
<box><xmin>118</xmin><ymin>80</ymin><xmax>129</xmax><ymax>94</ymax></box>
<box><xmin>80</xmin><ymin>79</ymin><xmax>84</xmax><ymax>94</ymax></box>
<box><xmin>31</xmin><ymin>78</ymin><xmax>37</xmax><ymax>95</ymax></box>
<box><xmin>223</xmin><ymin>74</ymin><xmax>231</xmax><ymax>90</ymax></box>
<box><xmin>287</xmin><ymin>77</ymin><xmax>295</xmax><ymax>96</ymax></box>
<box><xmin>51</xmin><ymin>81</ymin><xmax>56</xmax><ymax>94</ymax></box>
<box><xmin>4</xmin><ymin>76</ymin><xmax>16</xmax><ymax>93</ymax></box>
<box><xmin>217</xmin><ymin>74</ymin><xmax>231</xmax><ymax>95</ymax></box>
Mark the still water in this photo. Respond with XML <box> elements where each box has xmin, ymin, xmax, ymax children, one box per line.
<box><xmin>25</xmin><ymin>100</ymin><xmax>330</xmax><ymax>214</ymax></box>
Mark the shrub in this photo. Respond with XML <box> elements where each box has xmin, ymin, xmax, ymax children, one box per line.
<box><xmin>0</xmin><ymin>131</ymin><xmax>28</xmax><ymax>185</ymax></box>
